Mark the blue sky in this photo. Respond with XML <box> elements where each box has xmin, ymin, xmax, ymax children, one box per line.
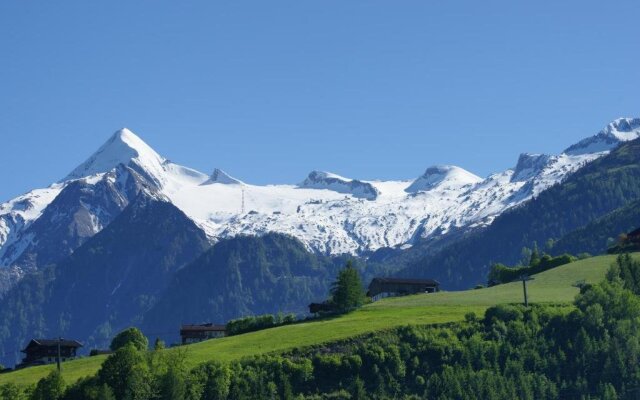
<box><xmin>1</xmin><ymin>1</ymin><xmax>638</xmax><ymax>201</ymax></box>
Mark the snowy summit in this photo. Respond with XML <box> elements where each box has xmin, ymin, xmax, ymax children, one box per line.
<box><xmin>564</xmin><ymin>117</ymin><xmax>640</xmax><ymax>155</ymax></box>
<box><xmin>64</xmin><ymin>128</ymin><xmax>166</xmax><ymax>182</ymax></box>
<box><xmin>405</xmin><ymin>165</ymin><xmax>481</xmax><ymax>193</ymax></box>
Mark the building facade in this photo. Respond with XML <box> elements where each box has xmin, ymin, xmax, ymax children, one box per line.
<box><xmin>367</xmin><ymin>277</ymin><xmax>440</xmax><ymax>301</ymax></box>
<box><xmin>19</xmin><ymin>339</ymin><xmax>82</xmax><ymax>368</ymax></box>
<box><xmin>180</xmin><ymin>323</ymin><xmax>227</xmax><ymax>345</ymax></box>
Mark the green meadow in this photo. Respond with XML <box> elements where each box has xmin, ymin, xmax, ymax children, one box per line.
<box><xmin>0</xmin><ymin>253</ymin><xmax>628</xmax><ymax>387</ymax></box>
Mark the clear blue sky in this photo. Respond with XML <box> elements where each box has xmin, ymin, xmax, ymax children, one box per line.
<box><xmin>1</xmin><ymin>1</ymin><xmax>638</xmax><ymax>201</ymax></box>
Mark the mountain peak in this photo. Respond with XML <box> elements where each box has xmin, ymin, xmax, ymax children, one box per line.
<box><xmin>564</xmin><ymin>117</ymin><xmax>640</xmax><ymax>155</ymax></box>
<box><xmin>602</xmin><ymin>117</ymin><xmax>640</xmax><ymax>139</ymax></box>
<box><xmin>406</xmin><ymin>165</ymin><xmax>481</xmax><ymax>193</ymax></box>
<box><xmin>510</xmin><ymin>153</ymin><xmax>552</xmax><ymax>182</ymax></box>
<box><xmin>64</xmin><ymin>128</ymin><xmax>165</xmax><ymax>182</ymax></box>
<box><xmin>203</xmin><ymin>168</ymin><xmax>243</xmax><ymax>185</ymax></box>
<box><xmin>299</xmin><ymin>171</ymin><xmax>379</xmax><ymax>200</ymax></box>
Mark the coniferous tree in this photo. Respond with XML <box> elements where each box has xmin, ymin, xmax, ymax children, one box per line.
<box><xmin>529</xmin><ymin>242</ymin><xmax>541</xmax><ymax>267</ymax></box>
<box><xmin>154</xmin><ymin>338</ymin><xmax>166</xmax><ymax>351</ymax></box>
<box><xmin>330</xmin><ymin>261</ymin><xmax>366</xmax><ymax>313</ymax></box>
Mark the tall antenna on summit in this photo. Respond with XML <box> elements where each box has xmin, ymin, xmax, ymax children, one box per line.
<box><xmin>241</xmin><ymin>186</ymin><xmax>245</xmax><ymax>214</ymax></box>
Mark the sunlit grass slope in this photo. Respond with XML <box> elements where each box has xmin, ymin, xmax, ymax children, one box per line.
<box><xmin>0</xmin><ymin>253</ymin><xmax>629</xmax><ymax>387</ymax></box>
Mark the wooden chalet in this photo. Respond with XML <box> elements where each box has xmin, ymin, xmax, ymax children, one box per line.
<box><xmin>89</xmin><ymin>349</ymin><xmax>113</xmax><ymax>357</ymax></box>
<box><xmin>308</xmin><ymin>302</ymin><xmax>335</xmax><ymax>314</ymax></box>
<box><xmin>608</xmin><ymin>227</ymin><xmax>640</xmax><ymax>253</ymax></box>
<box><xmin>180</xmin><ymin>323</ymin><xmax>226</xmax><ymax>345</ymax></box>
<box><xmin>367</xmin><ymin>277</ymin><xmax>440</xmax><ymax>301</ymax></box>
<box><xmin>628</xmin><ymin>228</ymin><xmax>640</xmax><ymax>244</ymax></box>
<box><xmin>18</xmin><ymin>339</ymin><xmax>82</xmax><ymax>368</ymax></box>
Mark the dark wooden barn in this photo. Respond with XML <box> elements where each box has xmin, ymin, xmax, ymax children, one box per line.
<box><xmin>180</xmin><ymin>323</ymin><xmax>227</xmax><ymax>345</ymax></box>
<box><xmin>18</xmin><ymin>339</ymin><xmax>82</xmax><ymax>368</ymax></box>
<box><xmin>627</xmin><ymin>227</ymin><xmax>640</xmax><ymax>243</ymax></box>
<box><xmin>308</xmin><ymin>302</ymin><xmax>335</xmax><ymax>314</ymax></box>
<box><xmin>367</xmin><ymin>277</ymin><xmax>440</xmax><ymax>301</ymax></box>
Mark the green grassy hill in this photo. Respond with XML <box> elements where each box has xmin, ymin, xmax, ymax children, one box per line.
<box><xmin>0</xmin><ymin>253</ymin><xmax>629</xmax><ymax>387</ymax></box>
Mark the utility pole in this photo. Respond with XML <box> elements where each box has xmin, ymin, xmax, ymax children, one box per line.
<box><xmin>57</xmin><ymin>337</ymin><xmax>62</xmax><ymax>372</ymax></box>
<box><xmin>520</xmin><ymin>275</ymin><xmax>534</xmax><ymax>307</ymax></box>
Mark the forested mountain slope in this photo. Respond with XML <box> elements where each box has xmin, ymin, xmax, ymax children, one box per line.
<box><xmin>551</xmin><ymin>199</ymin><xmax>640</xmax><ymax>256</ymax></box>
<box><xmin>395</xmin><ymin>138</ymin><xmax>640</xmax><ymax>288</ymax></box>
<box><xmin>141</xmin><ymin>233</ymin><xmax>352</xmax><ymax>344</ymax></box>
<box><xmin>0</xmin><ymin>196</ymin><xmax>211</xmax><ymax>367</ymax></box>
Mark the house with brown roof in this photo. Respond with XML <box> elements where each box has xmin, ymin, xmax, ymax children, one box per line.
<box><xmin>180</xmin><ymin>323</ymin><xmax>227</xmax><ymax>345</ymax></box>
<box><xmin>367</xmin><ymin>277</ymin><xmax>440</xmax><ymax>301</ymax></box>
<box><xmin>18</xmin><ymin>339</ymin><xmax>82</xmax><ymax>369</ymax></box>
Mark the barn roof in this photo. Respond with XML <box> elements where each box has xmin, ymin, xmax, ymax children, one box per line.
<box><xmin>628</xmin><ymin>227</ymin><xmax>640</xmax><ymax>237</ymax></box>
<box><xmin>180</xmin><ymin>323</ymin><xmax>226</xmax><ymax>333</ymax></box>
<box><xmin>22</xmin><ymin>339</ymin><xmax>83</xmax><ymax>352</ymax></box>
<box><xmin>369</xmin><ymin>277</ymin><xmax>440</xmax><ymax>287</ymax></box>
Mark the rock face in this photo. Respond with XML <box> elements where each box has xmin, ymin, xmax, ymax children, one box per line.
<box><xmin>299</xmin><ymin>171</ymin><xmax>380</xmax><ymax>200</ymax></box>
<box><xmin>511</xmin><ymin>154</ymin><xmax>552</xmax><ymax>182</ymax></box>
<box><xmin>203</xmin><ymin>168</ymin><xmax>243</xmax><ymax>185</ymax></box>
<box><xmin>1</xmin><ymin>165</ymin><xmax>151</xmax><ymax>272</ymax></box>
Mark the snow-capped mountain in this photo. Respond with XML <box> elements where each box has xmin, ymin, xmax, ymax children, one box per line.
<box><xmin>0</xmin><ymin>119</ymin><xmax>638</xmax><ymax>276</ymax></box>
<box><xmin>564</xmin><ymin>117</ymin><xmax>640</xmax><ymax>155</ymax></box>
<box><xmin>405</xmin><ymin>165</ymin><xmax>482</xmax><ymax>193</ymax></box>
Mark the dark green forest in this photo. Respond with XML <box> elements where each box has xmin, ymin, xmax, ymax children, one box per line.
<box><xmin>551</xmin><ymin>199</ymin><xmax>640</xmax><ymax>256</ymax></box>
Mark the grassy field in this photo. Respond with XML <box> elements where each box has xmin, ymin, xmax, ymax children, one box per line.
<box><xmin>0</xmin><ymin>253</ymin><xmax>628</xmax><ymax>387</ymax></box>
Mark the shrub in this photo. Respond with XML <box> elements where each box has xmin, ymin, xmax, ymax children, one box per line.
<box><xmin>110</xmin><ymin>327</ymin><xmax>148</xmax><ymax>352</ymax></box>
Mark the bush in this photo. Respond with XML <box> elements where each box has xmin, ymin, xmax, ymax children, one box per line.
<box><xmin>109</xmin><ymin>327</ymin><xmax>148</xmax><ymax>352</ymax></box>
<box><xmin>98</xmin><ymin>345</ymin><xmax>147</xmax><ymax>399</ymax></box>
<box><xmin>227</xmin><ymin>313</ymin><xmax>297</xmax><ymax>336</ymax></box>
<box><xmin>31</xmin><ymin>371</ymin><xmax>65</xmax><ymax>400</ymax></box>
<box><xmin>488</xmin><ymin>253</ymin><xmax>577</xmax><ymax>285</ymax></box>
<box><xmin>0</xmin><ymin>382</ymin><xmax>23</xmax><ymax>400</ymax></box>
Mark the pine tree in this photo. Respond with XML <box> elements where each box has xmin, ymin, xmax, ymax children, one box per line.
<box><xmin>529</xmin><ymin>242</ymin><xmax>541</xmax><ymax>267</ymax></box>
<box><xmin>330</xmin><ymin>261</ymin><xmax>366</xmax><ymax>313</ymax></box>
<box><xmin>154</xmin><ymin>337</ymin><xmax>166</xmax><ymax>351</ymax></box>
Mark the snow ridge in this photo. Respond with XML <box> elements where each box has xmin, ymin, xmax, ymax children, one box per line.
<box><xmin>299</xmin><ymin>171</ymin><xmax>380</xmax><ymax>200</ymax></box>
<box><xmin>564</xmin><ymin>117</ymin><xmax>640</xmax><ymax>155</ymax></box>
<box><xmin>406</xmin><ymin>165</ymin><xmax>481</xmax><ymax>192</ymax></box>
<box><xmin>203</xmin><ymin>168</ymin><xmax>243</xmax><ymax>185</ymax></box>
<box><xmin>0</xmin><ymin>118</ymin><xmax>635</xmax><ymax>268</ymax></box>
